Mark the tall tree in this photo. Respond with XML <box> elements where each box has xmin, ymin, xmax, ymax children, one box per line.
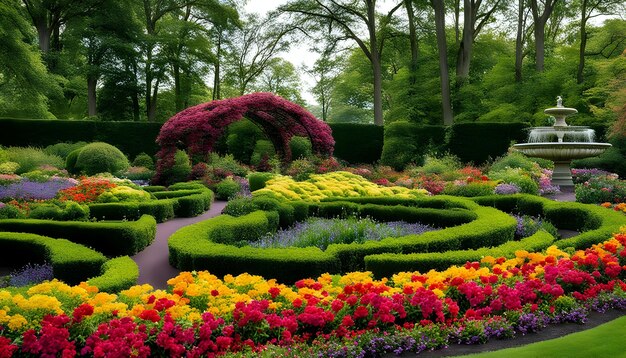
<box><xmin>575</xmin><ymin>0</ymin><xmax>623</xmax><ymax>83</ymax></box>
<box><xmin>252</xmin><ymin>58</ymin><xmax>305</xmax><ymax>104</ymax></box>
<box><xmin>306</xmin><ymin>51</ymin><xmax>344</xmax><ymax>121</ymax></box>
<box><xmin>514</xmin><ymin>0</ymin><xmax>530</xmax><ymax>82</ymax></box>
<box><xmin>529</xmin><ymin>0</ymin><xmax>559</xmax><ymax>72</ymax></box>
<box><xmin>281</xmin><ymin>0</ymin><xmax>404</xmax><ymax>126</ymax></box>
<box><xmin>223</xmin><ymin>16</ymin><xmax>293</xmax><ymax>95</ymax></box>
<box><xmin>455</xmin><ymin>0</ymin><xmax>505</xmax><ymax>81</ymax></box>
<box><xmin>430</xmin><ymin>0</ymin><xmax>453</xmax><ymax>125</ymax></box>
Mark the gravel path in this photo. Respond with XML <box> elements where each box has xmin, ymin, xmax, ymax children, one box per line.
<box><xmin>131</xmin><ymin>200</ymin><xmax>227</xmax><ymax>290</ymax></box>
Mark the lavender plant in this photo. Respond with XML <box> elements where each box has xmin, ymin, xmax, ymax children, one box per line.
<box><xmin>512</xmin><ymin>214</ymin><xmax>558</xmax><ymax>239</ymax></box>
<box><xmin>0</xmin><ymin>176</ymin><xmax>78</xmax><ymax>200</ymax></box>
<box><xmin>5</xmin><ymin>262</ymin><xmax>54</xmax><ymax>287</ymax></box>
<box><xmin>494</xmin><ymin>183</ymin><xmax>521</xmax><ymax>195</ymax></box>
<box><xmin>250</xmin><ymin>217</ymin><xmax>437</xmax><ymax>250</ymax></box>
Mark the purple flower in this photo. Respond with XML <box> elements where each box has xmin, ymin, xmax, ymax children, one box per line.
<box><xmin>0</xmin><ymin>176</ymin><xmax>77</xmax><ymax>200</ymax></box>
<box><xmin>7</xmin><ymin>262</ymin><xmax>54</xmax><ymax>287</ymax></box>
<box><xmin>494</xmin><ymin>183</ymin><xmax>521</xmax><ymax>195</ymax></box>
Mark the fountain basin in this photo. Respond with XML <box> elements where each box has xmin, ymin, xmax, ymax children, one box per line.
<box><xmin>512</xmin><ymin>142</ymin><xmax>611</xmax><ymax>161</ymax></box>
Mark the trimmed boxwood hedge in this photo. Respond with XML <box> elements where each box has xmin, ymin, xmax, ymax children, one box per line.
<box><xmin>169</xmin><ymin>197</ymin><xmax>518</xmax><ymax>282</ymax></box>
<box><xmin>0</xmin><ymin>215</ymin><xmax>157</xmax><ymax>256</ymax></box>
<box><xmin>365</xmin><ymin>230</ymin><xmax>555</xmax><ymax>277</ymax></box>
<box><xmin>0</xmin><ymin>232</ymin><xmax>106</xmax><ymax>285</ymax></box>
<box><xmin>472</xmin><ymin>194</ymin><xmax>626</xmax><ymax>250</ymax></box>
<box><xmin>87</xmin><ymin>256</ymin><xmax>139</xmax><ymax>293</ymax></box>
<box><xmin>447</xmin><ymin>122</ymin><xmax>529</xmax><ymax>164</ymax></box>
<box><xmin>89</xmin><ymin>200</ymin><xmax>175</xmax><ymax>222</ymax></box>
<box><xmin>328</xmin><ymin>123</ymin><xmax>384</xmax><ymax>164</ymax></box>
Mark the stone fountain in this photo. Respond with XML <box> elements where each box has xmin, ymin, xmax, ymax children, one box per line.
<box><xmin>512</xmin><ymin>97</ymin><xmax>611</xmax><ymax>188</ymax></box>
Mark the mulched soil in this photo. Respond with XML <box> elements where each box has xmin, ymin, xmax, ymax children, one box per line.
<box><xmin>389</xmin><ymin>309</ymin><xmax>626</xmax><ymax>357</ymax></box>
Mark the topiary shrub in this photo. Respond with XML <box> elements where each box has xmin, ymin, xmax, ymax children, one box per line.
<box><xmin>216</xmin><ymin>177</ymin><xmax>242</xmax><ymax>200</ymax></box>
<box><xmin>44</xmin><ymin>142</ymin><xmax>88</xmax><ymax>160</ymax></box>
<box><xmin>75</xmin><ymin>142</ymin><xmax>130</xmax><ymax>176</ymax></box>
<box><xmin>248</xmin><ymin>172</ymin><xmax>275</xmax><ymax>192</ymax></box>
<box><xmin>132</xmin><ymin>152</ymin><xmax>154</xmax><ymax>169</ymax></box>
<box><xmin>65</xmin><ymin>148</ymin><xmax>82</xmax><ymax>174</ymax></box>
<box><xmin>226</xmin><ymin>119</ymin><xmax>264</xmax><ymax>164</ymax></box>
<box><xmin>161</xmin><ymin>150</ymin><xmax>192</xmax><ymax>185</ymax></box>
<box><xmin>289</xmin><ymin>136</ymin><xmax>312</xmax><ymax>159</ymax></box>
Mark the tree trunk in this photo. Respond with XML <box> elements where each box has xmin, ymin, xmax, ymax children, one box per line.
<box><xmin>405</xmin><ymin>0</ymin><xmax>418</xmax><ymax>75</ymax></box>
<box><xmin>87</xmin><ymin>76</ymin><xmax>97</xmax><ymax>117</ymax></box>
<box><xmin>455</xmin><ymin>0</ymin><xmax>473</xmax><ymax>80</ymax></box>
<box><xmin>173</xmin><ymin>63</ymin><xmax>183</xmax><ymax>112</ymax></box>
<box><xmin>35</xmin><ymin>21</ymin><xmax>51</xmax><ymax>53</ymax></box>
<box><xmin>432</xmin><ymin>0</ymin><xmax>454</xmax><ymax>125</ymax></box>
<box><xmin>577</xmin><ymin>0</ymin><xmax>587</xmax><ymax>84</ymax></box>
<box><xmin>515</xmin><ymin>0</ymin><xmax>524</xmax><ymax>82</ymax></box>
<box><xmin>213</xmin><ymin>31</ymin><xmax>222</xmax><ymax>100</ymax></box>
<box><xmin>366</xmin><ymin>0</ymin><xmax>384</xmax><ymax>126</ymax></box>
<box><xmin>535</xmin><ymin>20</ymin><xmax>546</xmax><ymax>71</ymax></box>
<box><xmin>147</xmin><ymin>79</ymin><xmax>159</xmax><ymax>122</ymax></box>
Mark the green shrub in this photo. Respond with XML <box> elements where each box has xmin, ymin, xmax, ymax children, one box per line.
<box><xmin>226</xmin><ymin>120</ymin><xmax>264</xmax><ymax>164</ymax></box>
<box><xmin>175</xmin><ymin>190</ymin><xmax>213</xmax><ymax>217</ymax></box>
<box><xmin>412</xmin><ymin>154</ymin><xmax>462</xmax><ymax>175</ymax></box>
<box><xmin>75</xmin><ymin>142</ymin><xmax>130</xmax><ymax>176</ymax></box>
<box><xmin>5</xmin><ymin>147</ymin><xmax>64</xmax><ymax>174</ymax></box>
<box><xmin>87</xmin><ymin>256</ymin><xmax>139</xmax><ymax>292</ymax></box>
<box><xmin>0</xmin><ymin>215</ymin><xmax>157</xmax><ymax>256</ymax></box>
<box><xmin>328</xmin><ymin>123</ymin><xmax>383</xmax><ymax>164</ymax></box>
<box><xmin>143</xmin><ymin>185</ymin><xmax>167</xmax><ymax>192</ymax></box>
<box><xmin>222</xmin><ymin>196</ymin><xmax>256</xmax><ymax>217</ymax></box>
<box><xmin>250</xmin><ymin>140</ymin><xmax>276</xmax><ymax>167</ymax></box>
<box><xmin>44</xmin><ymin>142</ymin><xmax>88</xmax><ymax>160</ymax></box>
<box><xmin>447</xmin><ymin>122</ymin><xmax>529</xmax><ymax>164</ymax></box>
<box><xmin>65</xmin><ymin>148</ymin><xmax>82</xmax><ymax>174</ymax></box>
<box><xmin>132</xmin><ymin>152</ymin><xmax>154</xmax><ymax>169</ymax></box>
<box><xmin>0</xmin><ymin>232</ymin><xmax>106</xmax><ymax>285</ymax></box>
<box><xmin>207</xmin><ymin>153</ymin><xmax>248</xmax><ymax>177</ymax></box>
<box><xmin>97</xmin><ymin>186</ymin><xmax>151</xmax><ymax>203</ymax></box>
<box><xmin>248</xmin><ymin>172</ymin><xmax>275</xmax><ymax>192</ymax></box>
<box><xmin>168</xmin><ymin>182</ymin><xmax>206</xmax><ymax>190</ymax></box>
<box><xmin>162</xmin><ymin>150</ymin><xmax>192</xmax><ymax>185</ymax></box>
<box><xmin>0</xmin><ymin>148</ymin><xmax>7</xmax><ymax>163</ymax></box>
<box><xmin>61</xmin><ymin>201</ymin><xmax>90</xmax><ymax>221</ymax></box>
<box><xmin>489</xmin><ymin>168</ymin><xmax>539</xmax><ymax>194</ymax></box>
<box><xmin>490</xmin><ymin>151</ymin><xmax>537</xmax><ymax>172</ymax></box>
<box><xmin>89</xmin><ymin>200</ymin><xmax>175</xmax><ymax>222</ymax></box>
<box><xmin>152</xmin><ymin>189</ymin><xmax>203</xmax><ymax>199</ymax></box>
<box><xmin>443</xmin><ymin>182</ymin><xmax>497</xmax><ymax>197</ymax></box>
<box><xmin>216</xmin><ymin>177</ymin><xmax>241</xmax><ymax>200</ymax></box>
<box><xmin>0</xmin><ymin>204</ymin><xmax>22</xmax><ymax>219</ymax></box>
<box><xmin>380</xmin><ymin>122</ymin><xmax>447</xmax><ymax>171</ymax></box>
<box><xmin>29</xmin><ymin>204</ymin><xmax>64</xmax><ymax>220</ymax></box>
<box><xmin>285</xmin><ymin>159</ymin><xmax>316</xmax><ymax>181</ymax></box>
<box><xmin>289</xmin><ymin>136</ymin><xmax>312</xmax><ymax>159</ymax></box>
<box><xmin>0</xmin><ymin>161</ymin><xmax>19</xmax><ymax>174</ymax></box>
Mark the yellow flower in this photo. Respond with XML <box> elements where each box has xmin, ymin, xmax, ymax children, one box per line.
<box><xmin>8</xmin><ymin>314</ymin><xmax>27</xmax><ymax>330</ymax></box>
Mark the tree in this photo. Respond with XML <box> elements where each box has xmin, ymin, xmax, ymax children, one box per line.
<box><xmin>0</xmin><ymin>1</ymin><xmax>60</xmax><ymax>117</ymax></box>
<box><xmin>529</xmin><ymin>0</ymin><xmax>559</xmax><ymax>72</ymax></box>
<box><xmin>63</xmin><ymin>0</ymin><xmax>139</xmax><ymax>117</ymax></box>
<box><xmin>430</xmin><ymin>0</ymin><xmax>453</xmax><ymax>125</ymax></box>
<box><xmin>306</xmin><ymin>51</ymin><xmax>345</xmax><ymax>121</ymax></box>
<box><xmin>252</xmin><ymin>58</ymin><xmax>305</xmax><ymax>105</ymax></box>
<box><xmin>514</xmin><ymin>0</ymin><xmax>531</xmax><ymax>82</ymax></box>
<box><xmin>223</xmin><ymin>15</ymin><xmax>293</xmax><ymax>95</ymax></box>
<box><xmin>281</xmin><ymin>0</ymin><xmax>404</xmax><ymax>126</ymax></box>
<box><xmin>575</xmin><ymin>0</ymin><xmax>624</xmax><ymax>83</ymax></box>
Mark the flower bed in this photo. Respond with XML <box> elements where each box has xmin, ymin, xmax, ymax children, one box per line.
<box><xmin>1</xmin><ymin>230</ymin><xmax>626</xmax><ymax>356</ymax></box>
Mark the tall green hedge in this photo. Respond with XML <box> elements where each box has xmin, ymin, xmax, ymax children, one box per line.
<box><xmin>0</xmin><ymin>118</ymin><xmax>161</xmax><ymax>157</ymax></box>
<box><xmin>380</xmin><ymin>122</ymin><xmax>447</xmax><ymax>170</ymax></box>
<box><xmin>328</xmin><ymin>123</ymin><xmax>383</xmax><ymax>164</ymax></box>
<box><xmin>447</xmin><ymin>122</ymin><xmax>529</xmax><ymax>164</ymax></box>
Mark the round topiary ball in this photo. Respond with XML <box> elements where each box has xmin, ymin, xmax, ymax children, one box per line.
<box><xmin>75</xmin><ymin>142</ymin><xmax>129</xmax><ymax>176</ymax></box>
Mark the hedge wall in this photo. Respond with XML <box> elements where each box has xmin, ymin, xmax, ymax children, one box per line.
<box><xmin>447</xmin><ymin>122</ymin><xmax>529</xmax><ymax>164</ymax></box>
<box><xmin>0</xmin><ymin>118</ymin><xmax>161</xmax><ymax>157</ymax></box>
<box><xmin>87</xmin><ymin>256</ymin><xmax>139</xmax><ymax>293</ymax></box>
<box><xmin>380</xmin><ymin>122</ymin><xmax>447</xmax><ymax>170</ymax></box>
<box><xmin>0</xmin><ymin>215</ymin><xmax>157</xmax><ymax>256</ymax></box>
<box><xmin>328</xmin><ymin>123</ymin><xmax>383</xmax><ymax>164</ymax></box>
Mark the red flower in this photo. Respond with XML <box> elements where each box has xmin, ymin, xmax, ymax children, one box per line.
<box><xmin>72</xmin><ymin>303</ymin><xmax>94</xmax><ymax>323</ymax></box>
<box><xmin>139</xmin><ymin>309</ymin><xmax>161</xmax><ymax>323</ymax></box>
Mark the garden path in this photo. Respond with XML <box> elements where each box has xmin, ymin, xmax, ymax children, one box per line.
<box><xmin>131</xmin><ymin>200</ymin><xmax>227</xmax><ymax>290</ymax></box>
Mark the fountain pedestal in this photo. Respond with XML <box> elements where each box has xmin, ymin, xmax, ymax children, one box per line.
<box><xmin>552</xmin><ymin>161</ymin><xmax>574</xmax><ymax>187</ymax></box>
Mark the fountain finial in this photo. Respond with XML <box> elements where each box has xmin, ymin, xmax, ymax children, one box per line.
<box><xmin>556</xmin><ymin>96</ymin><xmax>563</xmax><ymax>107</ymax></box>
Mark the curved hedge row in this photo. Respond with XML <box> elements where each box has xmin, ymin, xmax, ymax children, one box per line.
<box><xmin>0</xmin><ymin>232</ymin><xmax>107</xmax><ymax>285</ymax></box>
<box><xmin>472</xmin><ymin>194</ymin><xmax>626</xmax><ymax>249</ymax></box>
<box><xmin>169</xmin><ymin>197</ymin><xmax>518</xmax><ymax>282</ymax></box>
<box><xmin>87</xmin><ymin>256</ymin><xmax>140</xmax><ymax>293</ymax></box>
<box><xmin>365</xmin><ymin>230</ymin><xmax>555</xmax><ymax>277</ymax></box>
<box><xmin>0</xmin><ymin>215</ymin><xmax>157</xmax><ymax>256</ymax></box>
<box><xmin>88</xmin><ymin>188</ymin><xmax>213</xmax><ymax>222</ymax></box>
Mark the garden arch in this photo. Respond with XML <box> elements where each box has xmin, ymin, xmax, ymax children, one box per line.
<box><xmin>155</xmin><ymin>92</ymin><xmax>334</xmax><ymax>182</ymax></box>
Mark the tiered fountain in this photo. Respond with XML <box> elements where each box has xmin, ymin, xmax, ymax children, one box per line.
<box><xmin>512</xmin><ymin>97</ymin><xmax>611</xmax><ymax>188</ymax></box>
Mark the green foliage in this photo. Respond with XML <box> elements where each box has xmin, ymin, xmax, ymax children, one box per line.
<box><xmin>75</xmin><ymin>142</ymin><xmax>129</xmax><ymax>176</ymax></box>
<box><xmin>328</xmin><ymin>123</ymin><xmax>383</xmax><ymax>164</ymax></box>
<box><xmin>28</xmin><ymin>201</ymin><xmax>89</xmax><ymax>221</ymax></box>
<box><xmin>44</xmin><ymin>142</ymin><xmax>88</xmax><ymax>160</ymax></box>
<box><xmin>215</xmin><ymin>177</ymin><xmax>241</xmax><ymax>200</ymax></box>
<box><xmin>97</xmin><ymin>186</ymin><xmax>151</xmax><ymax>203</ymax></box>
<box><xmin>65</xmin><ymin>148</ymin><xmax>81</xmax><ymax>174</ymax></box>
<box><xmin>207</xmin><ymin>153</ymin><xmax>248</xmax><ymax>177</ymax></box>
<box><xmin>489</xmin><ymin>168</ymin><xmax>540</xmax><ymax>195</ymax></box>
<box><xmin>248</xmin><ymin>172</ymin><xmax>275</xmax><ymax>192</ymax></box>
<box><xmin>0</xmin><ymin>232</ymin><xmax>106</xmax><ymax>285</ymax></box>
<box><xmin>412</xmin><ymin>154</ymin><xmax>462</xmax><ymax>175</ymax></box>
<box><xmin>0</xmin><ymin>204</ymin><xmax>22</xmax><ymax>219</ymax></box>
<box><xmin>250</xmin><ymin>140</ymin><xmax>276</xmax><ymax>167</ymax></box>
<box><xmin>289</xmin><ymin>136</ymin><xmax>312</xmax><ymax>159</ymax></box>
<box><xmin>380</xmin><ymin>122</ymin><xmax>447</xmax><ymax>170</ymax></box>
<box><xmin>0</xmin><ymin>215</ymin><xmax>157</xmax><ymax>256</ymax></box>
<box><xmin>490</xmin><ymin>151</ymin><xmax>538</xmax><ymax>173</ymax></box>
<box><xmin>132</xmin><ymin>152</ymin><xmax>154</xmax><ymax>169</ymax></box>
<box><xmin>285</xmin><ymin>159</ymin><xmax>317</xmax><ymax>181</ymax></box>
<box><xmin>162</xmin><ymin>150</ymin><xmax>192</xmax><ymax>185</ymax></box>
<box><xmin>87</xmin><ymin>256</ymin><xmax>139</xmax><ymax>293</ymax></box>
<box><xmin>0</xmin><ymin>161</ymin><xmax>19</xmax><ymax>174</ymax></box>
<box><xmin>442</xmin><ymin>182</ymin><xmax>498</xmax><ymax>197</ymax></box>
<box><xmin>447</xmin><ymin>123</ymin><xmax>529</xmax><ymax>164</ymax></box>
<box><xmin>88</xmin><ymin>200</ymin><xmax>175</xmax><ymax>223</ymax></box>
<box><xmin>226</xmin><ymin>120</ymin><xmax>264</xmax><ymax>164</ymax></box>
<box><xmin>4</xmin><ymin>147</ymin><xmax>64</xmax><ymax>174</ymax></box>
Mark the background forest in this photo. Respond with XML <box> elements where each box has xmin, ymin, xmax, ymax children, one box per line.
<box><xmin>0</xmin><ymin>0</ymin><xmax>625</xmax><ymax>128</ymax></box>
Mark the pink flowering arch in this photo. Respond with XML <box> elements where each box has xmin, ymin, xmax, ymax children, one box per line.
<box><xmin>155</xmin><ymin>93</ymin><xmax>334</xmax><ymax>181</ymax></box>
